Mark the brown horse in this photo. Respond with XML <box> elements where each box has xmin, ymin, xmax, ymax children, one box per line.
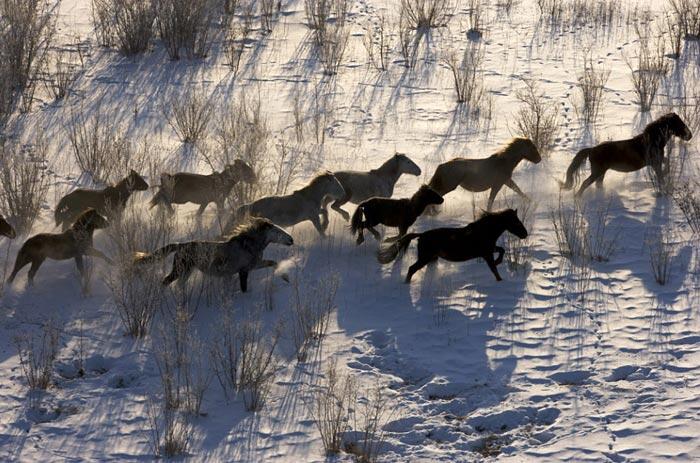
<box><xmin>133</xmin><ymin>218</ymin><xmax>293</xmax><ymax>292</ymax></box>
<box><xmin>55</xmin><ymin>170</ymin><xmax>148</xmax><ymax>230</ymax></box>
<box><xmin>428</xmin><ymin>138</ymin><xmax>541</xmax><ymax>211</ymax></box>
<box><xmin>8</xmin><ymin>209</ymin><xmax>111</xmax><ymax>291</ymax></box>
<box><xmin>563</xmin><ymin>113</ymin><xmax>693</xmax><ymax>196</ymax></box>
<box><xmin>350</xmin><ymin>185</ymin><xmax>443</xmax><ymax>245</ymax></box>
<box><xmin>378</xmin><ymin>209</ymin><xmax>528</xmax><ymax>282</ymax></box>
<box><xmin>149</xmin><ymin>160</ymin><xmax>257</xmax><ymax>215</ymax></box>
<box><xmin>0</xmin><ymin>216</ymin><xmax>16</xmax><ymax>239</ymax></box>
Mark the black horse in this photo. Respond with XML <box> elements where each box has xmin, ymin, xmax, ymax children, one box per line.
<box><xmin>378</xmin><ymin>209</ymin><xmax>528</xmax><ymax>282</ymax></box>
<box><xmin>562</xmin><ymin>113</ymin><xmax>693</xmax><ymax>196</ymax></box>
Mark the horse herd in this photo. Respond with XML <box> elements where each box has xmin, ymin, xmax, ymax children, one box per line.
<box><xmin>0</xmin><ymin>113</ymin><xmax>693</xmax><ymax>294</ymax></box>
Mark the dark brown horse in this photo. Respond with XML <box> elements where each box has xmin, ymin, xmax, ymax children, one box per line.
<box><xmin>150</xmin><ymin>160</ymin><xmax>257</xmax><ymax>215</ymax></box>
<box><xmin>0</xmin><ymin>216</ymin><xmax>16</xmax><ymax>239</ymax></box>
<box><xmin>563</xmin><ymin>113</ymin><xmax>693</xmax><ymax>196</ymax></box>
<box><xmin>428</xmin><ymin>138</ymin><xmax>541</xmax><ymax>211</ymax></box>
<box><xmin>378</xmin><ymin>209</ymin><xmax>528</xmax><ymax>282</ymax></box>
<box><xmin>350</xmin><ymin>185</ymin><xmax>443</xmax><ymax>245</ymax></box>
<box><xmin>133</xmin><ymin>218</ymin><xmax>293</xmax><ymax>292</ymax></box>
<box><xmin>8</xmin><ymin>209</ymin><xmax>111</xmax><ymax>291</ymax></box>
<box><xmin>54</xmin><ymin>170</ymin><xmax>149</xmax><ymax>230</ymax></box>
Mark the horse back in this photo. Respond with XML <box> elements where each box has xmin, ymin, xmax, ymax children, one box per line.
<box><xmin>335</xmin><ymin>170</ymin><xmax>393</xmax><ymax>203</ymax></box>
<box><xmin>167</xmin><ymin>172</ymin><xmax>219</xmax><ymax>204</ymax></box>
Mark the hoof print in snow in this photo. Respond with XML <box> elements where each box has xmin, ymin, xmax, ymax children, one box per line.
<box><xmin>548</xmin><ymin>370</ymin><xmax>593</xmax><ymax>385</ymax></box>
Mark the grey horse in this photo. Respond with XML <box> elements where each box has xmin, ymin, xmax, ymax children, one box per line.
<box><xmin>133</xmin><ymin>217</ymin><xmax>293</xmax><ymax>292</ymax></box>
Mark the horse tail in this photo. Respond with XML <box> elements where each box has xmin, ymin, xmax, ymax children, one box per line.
<box><xmin>377</xmin><ymin>232</ymin><xmax>420</xmax><ymax>264</ymax></box>
<box><xmin>133</xmin><ymin>243</ymin><xmax>186</xmax><ymax>265</ymax></box>
<box><xmin>350</xmin><ymin>205</ymin><xmax>364</xmax><ymax>236</ymax></box>
<box><xmin>54</xmin><ymin>195</ymin><xmax>72</xmax><ymax>227</ymax></box>
<box><xmin>562</xmin><ymin>148</ymin><xmax>591</xmax><ymax>190</ymax></box>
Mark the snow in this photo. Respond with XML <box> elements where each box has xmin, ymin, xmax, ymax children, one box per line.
<box><xmin>1</xmin><ymin>0</ymin><xmax>699</xmax><ymax>461</ymax></box>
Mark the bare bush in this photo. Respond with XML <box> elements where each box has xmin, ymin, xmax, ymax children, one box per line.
<box><xmin>503</xmin><ymin>200</ymin><xmax>533</xmax><ymax>273</ymax></box>
<box><xmin>663</xmin><ymin>10</ymin><xmax>683</xmax><ymax>59</ymax></box>
<box><xmin>67</xmin><ymin>105</ymin><xmax>136</xmax><ymax>184</ymax></box>
<box><xmin>398</xmin><ymin>11</ymin><xmax>416</xmax><ymax>68</ymax></box>
<box><xmin>586</xmin><ymin>199</ymin><xmax>620</xmax><ymax>262</ymax></box>
<box><xmin>167</xmin><ymin>90</ymin><xmax>213</xmax><ymax>143</ymax></box>
<box><xmin>238</xmin><ymin>317</ymin><xmax>280</xmax><ymax>411</ymax></box>
<box><xmin>444</xmin><ymin>41</ymin><xmax>484</xmax><ymax>111</ymax></box>
<box><xmin>467</xmin><ymin>0</ymin><xmax>484</xmax><ymax>35</ymax></box>
<box><xmin>290</xmin><ymin>273</ymin><xmax>339</xmax><ymax>362</ymax></box>
<box><xmin>628</xmin><ymin>29</ymin><xmax>669</xmax><ymax>113</ymax></box>
<box><xmin>514</xmin><ymin>79</ymin><xmax>559</xmax><ymax>155</ymax></box>
<box><xmin>155</xmin><ymin>0</ymin><xmax>216</xmax><ymax>60</ymax></box>
<box><xmin>45</xmin><ymin>47</ymin><xmax>84</xmax><ymax>101</ymax></box>
<box><xmin>209</xmin><ymin>309</ymin><xmax>240</xmax><ymax>401</ymax></box>
<box><xmin>260</xmin><ymin>0</ymin><xmax>278</xmax><ymax>33</ymax></box>
<box><xmin>307</xmin><ymin>359</ymin><xmax>356</xmax><ymax>455</ymax></box>
<box><xmin>91</xmin><ymin>0</ymin><xmax>155</xmax><ymax>55</ymax></box>
<box><xmin>305</xmin><ymin>0</ymin><xmax>349</xmax><ymax>31</ymax></box>
<box><xmin>572</xmin><ymin>59</ymin><xmax>610</xmax><ymax>126</ymax></box>
<box><xmin>399</xmin><ymin>0</ymin><xmax>453</xmax><ymax>29</ymax></box>
<box><xmin>646</xmin><ymin>227</ymin><xmax>676</xmax><ymax>285</ymax></box>
<box><xmin>13</xmin><ymin>320</ymin><xmax>60</xmax><ymax>390</ymax></box>
<box><xmin>674</xmin><ymin>182</ymin><xmax>700</xmax><ymax>237</ymax></box>
<box><xmin>347</xmin><ymin>384</ymin><xmax>392</xmax><ymax>463</ymax></box>
<box><xmin>0</xmin><ymin>0</ymin><xmax>55</xmax><ymax>124</ymax></box>
<box><xmin>538</xmin><ymin>0</ymin><xmax>620</xmax><ymax>29</ymax></box>
<box><xmin>103</xmin><ymin>205</ymin><xmax>174</xmax><ymax>337</ymax></box>
<box><xmin>223</xmin><ymin>23</ymin><xmax>247</xmax><ymax>76</ymax></box>
<box><xmin>669</xmin><ymin>0</ymin><xmax>700</xmax><ymax>39</ymax></box>
<box><xmin>147</xmin><ymin>399</ymin><xmax>192</xmax><ymax>458</ymax></box>
<box><xmin>0</xmin><ymin>142</ymin><xmax>50</xmax><ymax>236</ymax></box>
<box><xmin>317</xmin><ymin>23</ymin><xmax>349</xmax><ymax>76</ymax></box>
<box><xmin>363</xmin><ymin>15</ymin><xmax>391</xmax><ymax>72</ymax></box>
<box><xmin>550</xmin><ymin>193</ymin><xmax>587</xmax><ymax>260</ymax></box>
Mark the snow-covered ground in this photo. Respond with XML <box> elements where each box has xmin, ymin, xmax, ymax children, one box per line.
<box><xmin>1</xmin><ymin>0</ymin><xmax>699</xmax><ymax>461</ymax></box>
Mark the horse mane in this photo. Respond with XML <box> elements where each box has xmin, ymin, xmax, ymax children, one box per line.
<box><xmin>476</xmin><ymin>208</ymin><xmax>513</xmax><ymax>220</ymax></box>
<box><xmin>294</xmin><ymin>171</ymin><xmax>334</xmax><ymax>193</ymax></box>
<box><xmin>226</xmin><ymin>217</ymin><xmax>272</xmax><ymax>241</ymax></box>
<box><xmin>494</xmin><ymin>138</ymin><xmax>531</xmax><ymax>158</ymax></box>
<box><xmin>643</xmin><ymin>113</ymin><xmax>677</xmax><ymax>137</ymax></box>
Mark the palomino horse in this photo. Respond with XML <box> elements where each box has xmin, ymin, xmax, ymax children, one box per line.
<box><xmin>428</xmin><ymin>138</ymin><xmax>541</xmax><ymax>211</ymax></box>
<box><xmin>133</xmin><ymin>218</ymin><xmax>293</xmax><ymax>292</ymax></box>
<box><xmin>378</xmin><ymin>209</ymin><xmax>528</xmax><ymax>282</ymax></box>
<box><xmin>326</xmin><ymin>153</ymin><xmax>422</xmax><ymax>222</ymax></box>
<box><xmin>350</xmin><ymin>185</ymin><xmax>443</xmax><ymax>245</ymax></box>
<box><xmin>9</xmin><ymin>209</ymin><xmax>111</xmax><ymax>291</ymax></box>
<box><xmin>150</xmin><ymin>160</ymin><xmax>257</xmax><ymax>215</ymax></box>
<box><xmin>55</xmin><ymin>170</ymin><xmax>148</xmax><ymax>230</ymax></box>
<box><xmin>563</xmin><ymin>113</ymin><xmax>693</xmax><ymax>196</ymax></box>
<box><xmin>0</xmin><ymin>216</ymin><xmax>16</xmax><ymax>239</ymax></box>
<box><xmin>228</xmin><ymin>172</ymin><xmax>345</xmax><ymax>236</ymax></box>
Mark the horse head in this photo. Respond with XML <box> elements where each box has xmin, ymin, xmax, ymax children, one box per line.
<box><xmin>414</xmin><ymin>185</ymin><xmax>444</xmax><ymax>206</ymax></box>
<box><xmin>514</xmin><ymin>138</ymin><xmax>542</xmax><ymax>164</ymax></box>
<box><xmin>0</xmin><ymin>216</ymin><xmax>16</xmax><ymax>239</ymax></box>
<box><xmin>260</xmin><ymin>219</ymin><xmax>294</xmax><ymax>246</ymax></box>
<box><xmin>665</xmin><ymin>113</ymin><xmax>693</xmax><ymax>141</ymax></box>
<box><xmin>394</xmin><ymin>153</ymin><xmax>422</xmax><ymax>176</ymax></box>
<box><xmin>504</xmin><ymin>208</ymin><xmax>528</xmax><ymax>239</ymax></box>
<box><xmin>75</xmin><ymin>208</ymin><xmax>110</xmax><ymax>231</ymax></box>
<box><xmin>127</xmin><ymin>169</ymin><xmax>149</xmax><ymax>192</ymax></box>
<box><xmin>230</xmin><ymin>160</ymin><xmax>258</xmax><ymax>184</ymax></box>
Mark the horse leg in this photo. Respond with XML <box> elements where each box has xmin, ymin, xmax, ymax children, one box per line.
<box><xmin>27</xmin><ymin>257</ymin><xmax>46</xmax><ymax>287</ymax></box>
<box><xmin>330</xmin><ymin>198</ymin><xmax>351</xmax><ymax>221</ymax></box>
<box><xmin>595</xmin><ymin>171</ymin><xmax>606</xmax><ymax>188</ymax></box>
<box><xmin>367</xmin><ymin>226</ymin><xmax>381</xmax><ymax>240</ymax></box>
<box><xmin>196</xmin><ymin>202</ymin><xmax>209</xmax><ymax>216</ymax></box>
<box><xmin>74</xmin><ymin>255</ymin><xmax>89</xmax><ymax>294</ymax></box>
<box><xmin>405</xmin><ymin>255</ymin><xmax>435</xmax><ymax>283</ymax></box>
<box><xmin>505</xmin><ymin>179</ymin><xmax>529</xmax><ymax>201</ymax></box>
<box><xmin>86</xmin><ymin>247</ymin><xmax>112</xmax><ymax>265</ymax></box>
<box><xmin>487</xmin><ymin>184</ymin><xmax>504</xmax><ymax>211</ymax></box>
<box><xmin>494</xmin><ymin>246</ymin><xmax>505</xmax><ymax>265</ymax></box>
<box><xmin>8</xmin><ymin>252</ymin><xmax>31</xmax><ymax>283</ymax></box>
<box><xmin>484</xmin><ymin>253</ymin><xmax>503</xmax><ymax>281</ymax></box>
<box><xmin>239</xmin><ymin>270</ymin><xmax>249</xmax><ymax>292</ymax></box>
<box><xmin>384</xmin><ymin>225</ymin><xmax>405</xmax><ymax>242</ymax></box>
<box><xmin>163</xmin><ymin>255</ymin><xmax>189</xmax><ymax>286</ymax></box>
<box><xmin>577</xmin><ymin>163</ymin><xmax>605</xmax><ymax>196</ymax></box>
<box><xmin>356</xmin><ymin>225</ymin><xmax>365</xmax><ymax>245</ymax></box>
<box><xmin>320</xmin><ymin>207</ymin><xmax>330</xmax><ymax>232</ymax></box>
<box><xmin>311</xmin><ymin>215</ymin><xmax>326</xmax><ymax>237</ymax></box>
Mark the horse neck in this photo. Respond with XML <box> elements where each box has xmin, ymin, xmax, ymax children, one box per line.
<box><xmin>409</xmin><ymin>195</ymin><xmax>431</xmax><ymax>216</ymax></box>
<box><xmin>373</xmin><ymin>159</ymin><xmax>402</xmax><ymax>187</ymax></box>
<box><xmin>114</xmin><ymin>177</ymin><xmax>133</xmax><ymax>196</ymax></box>
<box><xmin>467</xmin><ymin>215</ymin><xmax>508</xmax><ymax>241</ymax></box>
<box><xmin>71</xmin><ymin>222</ymin><xmax>96</xmax><ymax>240</ymax></box>
<box><xmin>496</xmin><ymin>148</ymin><xmax>524</xmax><ymax>171</ymax></box>
<box><xmin>297</xmin><ymin>180</ymin><xmax>329</xmax><ymax>205</ymax></box>
<box><xmin>642</xmin><ymin>124</ymin><xmax>672</xmax><ymax>153</ymax></box>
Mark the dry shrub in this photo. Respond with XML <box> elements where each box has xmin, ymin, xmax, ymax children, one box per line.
<box><xmin>103</xmin><ymin>205</ymin><xmax>174</xmax><ymax>337</ymax></box>
<box><xmin>290</xmin><ymin>273</ymin><xmax>339</xmax><ymax>362</ymax></box>
<box><xmin>259</xmin><ymin>0</ymin><xmax>278</xmax><ymax>33</ymax></box>
<box><xmin>399</xmin><ymin>0</ymin><xmax>453</xmax><ymax>29</ymax></box>
<box><xmin>346</xmin><ymin>384</ymin><xmax>392</xmax><ymax>463</ymax></box>
<box><xmin>308</xmin><ymin>359</ymin><xmax>356</xmax><ymax>455</ymax></box>
<box><xmin>209</xmin><ymin>308</ymin><xmax>240</xmax><ymax>401</ymax></box>
<box><xmin>13</xmin><ymin>320</ymin><xmax>60</xmax><ymax>390</ymax></box>
<box><xmin>646</xmin><ymin>227</ymin><xmax>676</xmax><ymax>285</ymax></box>
<box><xmin>0</xmin><ymin>141</ymin><xmax>50</xmax><ymax>236</ymax></box>
<box><xmin>91</xmin><ymin>0</ymin><xmax>155</xmax><ymax>55</ymax></box>
<box><xmin>669</xmin><ymin>0</ymin><xmax>700</xmax><ymax>39</ymax></box>
<box><xmin>363</xmin><ymin>15</ymin><xmax>391</xmax><ymax>72</ymax></box>
<box><xmin>550</xmin><ymin>193</ymin><xmax>588</xmax><ymax>260</ymax></box>
<box><xmin>444</xmin><ymin>41</ymin><xmax>485</xmax><ymax>111</ymax></box>
<box><xmin>645</xmin><ymin>139</ymin><xmax>690</xmax><ymax>196</ymax></box>
<box><xmin>147</xmin><ymin>399</ymin><xmax>192</xmax><ymax>458</ymax></box>
<box><xmin>306</xmin><ymin>0</ymin><xmax>350</xmax><ymax>76</ymax></box>
<box><xmin>572</xmin><ymin>59</ymin><xmax>610</xmax><ymax>126</ymax></box>
<box><xmin>45</xmin><ymin>45</ymin><xmax>84</xmax><ymax>101</ymax></box>
<box><xmin>238</xmin><ymin>316</ymin><xmax>280</xmax><ymax>411</ymax></box>
<box><xmin>166</xmin><ymin>90</ymin><xmax>213</xmax><ymax>144</ymax></box>
<box><xmin>514</xmin><ymin>79</ymin><xmax>559</xmax><ymax>155</ymax></box>
<box><xmin>674</xmin><ymin>182</ymin><xmax>700</xmax><ymax>237</ymax></box>
<box><xmin>503</xmin><ymin>199</ymin><xmax>533</xmax><ymax>273</ymax></box>
<box><xmin>0</xmin><ymin>0</ymin><xmax>55</xmax><ymax>124</ymax></box>
<box><xmin>398</xmin><ymin>11</ymin><xmax>416</xmax><ymax>68</ymax></box>
<box><xmin>628</xmin><ymin>27</ymin><xmax>669</xmax><ymax>113</ymax></box>
<box><xmin>537</xmin><ymin>0</ymin><xmax>620</xmax><ymax>29</ymax></box>
<box><xmin>154</xmin><ymin>0</ymin><xmax>216</xmax><ymax>60</ymax></box>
